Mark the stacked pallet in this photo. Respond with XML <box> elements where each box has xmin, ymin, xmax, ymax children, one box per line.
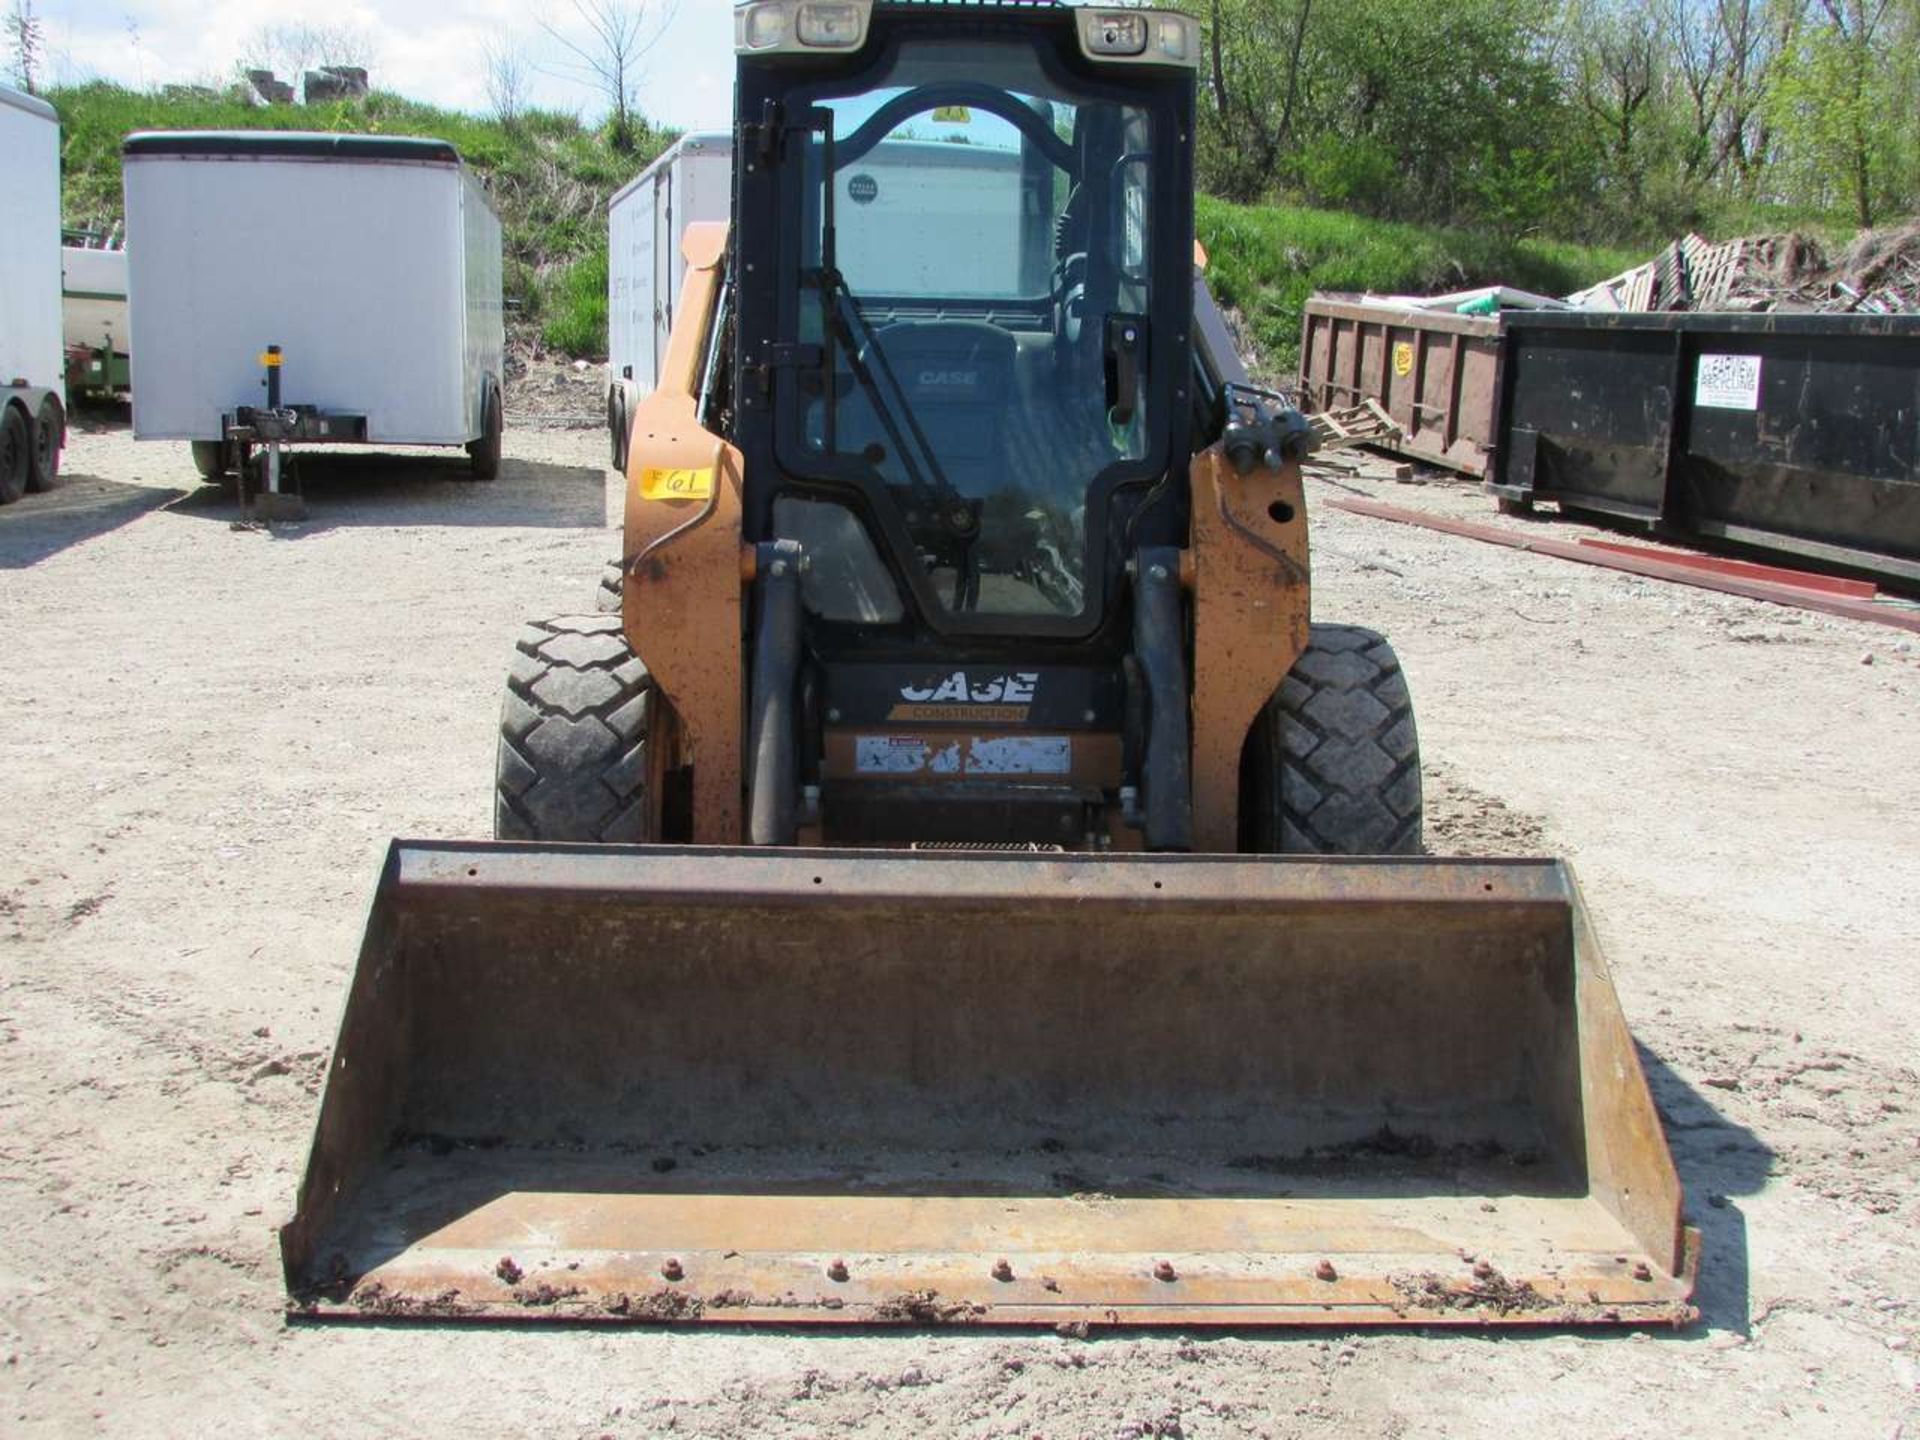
<box><xmin>1567</xmin><ymin>223</ymin><xmax>1920</xmax><ymax>315</ymax></box>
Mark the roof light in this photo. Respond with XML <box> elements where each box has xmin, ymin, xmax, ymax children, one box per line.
<box><xmin>1082</xmin><ymin>12</ymin><xmax>1147</xmax><ymax>57</ymax></box>
<box><xmin>796</xmin><ymin>2</ymin><xmax>865</xmax><ymax>47</ymax></box>
<box><xmin>735</xmin><ymin>1</ymin><xmax>872</xmax><ymax>55</ymax></box>
<box><xmin>1155</xmin><ymin>15</ymin><xmax>1196</xmax><ymax>63</ymax></box>
<box><xmin>1076</xmin><ymin>9</ymin><xmax>1199</xmax><ymax>68</ymax></box>
<box><xmin>737</xmin><ymin>4</ymin><xmax>790</xmax><ymax>50</ymax></box>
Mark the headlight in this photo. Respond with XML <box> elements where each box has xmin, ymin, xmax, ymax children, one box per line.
<box><xmin>1078</xmin><ymin>9</ymin><xmax>1199</xmax><ymax>68</ymax></box>
<box><xmin>735</xmin><ymin>1</ymin><xmax>872</xmax><ymax>55</ymax></box>
<box><xmin>1083</xmin><ymin>12</ymin><xmax>1147</xmax><ymax>56</ymax></box>
<box><xmin>796</xmin><ymin>2</ymin><xmax>865</xmax><ymax>47</ymax></box>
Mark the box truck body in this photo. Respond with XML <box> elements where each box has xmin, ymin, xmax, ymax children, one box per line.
<box><xmin>124</xmin><ymin>132</ymin><xmax>503</xmax><ymax>454</ymax></box>
<box><xmin>0</xmin><ymin>83</ymin><xmax>66</xmax><ymax>502</ymax></box>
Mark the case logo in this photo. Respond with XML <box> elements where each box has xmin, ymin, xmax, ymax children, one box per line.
<box><xmin>889</xmin><ymin>671</ymin><xmax>1038</xmax><ymax>723</ymax></box>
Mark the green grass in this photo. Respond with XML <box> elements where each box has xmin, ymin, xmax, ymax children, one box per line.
<box><xmin>540</xmin><ymin>243</ymin><xmax>610</xmax><ymax>356</ymax></box>
<box><xmin>48</xmin><ymin>81</ymin><xmax>670</xmax><ymax>360</ymax></box>
<box><xmin>1197</xmin><ymin>196</ymin><xmax>1641</xmax><ymax>374</ymax></box>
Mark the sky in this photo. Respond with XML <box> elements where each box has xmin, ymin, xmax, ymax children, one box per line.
<box><xmin>36</xmin><ymin>0</ymin><xmax>739</xmax><ymax>132</ymax></box>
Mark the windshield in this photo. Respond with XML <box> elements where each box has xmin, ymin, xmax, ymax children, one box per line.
<box><xmin>782</xmin><ymin>39</ymin><xmax>1157</xmax><ymax>621</ymax></box>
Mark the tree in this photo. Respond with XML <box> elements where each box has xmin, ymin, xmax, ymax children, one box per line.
<box><xmin>1768</xmin><ymin>0</ymin><xmax>1901</xmax><ymax>226</ymax></box>
<box><xmin>1573</xmin><ymin>0</ymin><xmax>1660</xmax><ymax>209</ymax></box>
<box><xmin>5</xmin><ymin>0</ymin><xmax>44</xmax><ymax>94</ymax></box>
<box><xmin>482</xmin><ymin>33</ymin><xmax>532</xmax><ymax>130</ymax></box>
<box><xmin>538</xmin><ymin>0</ymin><xmax>677</xmax><ymax>153</ymax></box>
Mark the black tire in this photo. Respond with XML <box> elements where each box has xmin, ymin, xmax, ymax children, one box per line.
<box><xmin>190</xmin><ymin>440</ymin><xmax>230</xmax><ymax>481</ymax></box>
<box><xmin>27</xmin><ymin>396</ymin><xmax>62</xmax><ymax>492</ymax></box>
<box><xmin>467</xmin><ymin>382</ymin><xmax>503</xmax><ymax>480</ymax></box>
<box><xmin>495</xmin><ymin>614</ymin><xmax>654</xmax><ymax>842</ymax></box>
<box><xmin>594</xmin><ymin>560</ymin><xmax>623</xmax><ymax>613</ymax></box>
<box><xmin>608</xmin><ymin>390</ymin><xmax>628</xmax><ymax>474</ymax></box>
<box><xmin>1245</xmin><ymin>624</ymin><xmax>1422</xmax><ymax>855</ymax></box>
<box><xmin>0</xmin><ymin>402</ymin><xmax>29</xmax><ymax>505</ymax></box>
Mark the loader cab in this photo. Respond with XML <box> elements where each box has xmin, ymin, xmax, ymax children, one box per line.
<box><xmin>729</xmin><ymin>2</ymin><xmax>1200</xmax><ymax>643</ymax></box>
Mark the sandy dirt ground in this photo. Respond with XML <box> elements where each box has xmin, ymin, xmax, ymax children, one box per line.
<box><xmin>1</xmin><ymin>407</ymin><xmax>1915</xmax><ymax>1438</ymax></box>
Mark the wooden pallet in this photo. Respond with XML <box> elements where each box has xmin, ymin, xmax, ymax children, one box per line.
<box><xmin>1309</xmin><ymin>399</ymin><xmax>1401</xmax><ymax>449</ymax></box>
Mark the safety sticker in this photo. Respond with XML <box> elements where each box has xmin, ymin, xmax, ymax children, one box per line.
<box><xmin>639</xmin><ymin>465</ymin><xmax>715</xmax><ymax>500</ymax></box>
<box><xmin>854</xmin><ymin>735</ymin><xmax>1070</xmax><ymax>777</ymax></box>
<box><xmin>1392</xmin><ymin>341</ymin><xmax>1414</xmax><ymax>378</ymax></box>
<box><xmin>1695</xmin><ymin>354</ymin><xmax>1762</xmax><ymax>411</ymax></box>
<box><xmin>967</xmin><ymin>736</ymin><xmax>1071</xmax><ymax>775</ymax></box>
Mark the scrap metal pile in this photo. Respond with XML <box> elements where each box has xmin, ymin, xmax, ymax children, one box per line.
<box><xmin>1567</xmin><ymin>221</ymin><xmax>1920</xmax><ymax>315</ymax></box>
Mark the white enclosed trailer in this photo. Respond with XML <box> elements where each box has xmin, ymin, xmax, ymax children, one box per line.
<box><xmin>62</xmin><ymin>238</ymin><xmax>131</xmax><ymax>398</ymax></box>
<box><xmin>124</xmin><ymin>131</ymin><xmax>505</xmax><ymax>512</ymax></box>
<box><xmin>0</xmin><ymin>83</ymin><xmax>66</xmax><ymax>504</ymax></box>
<box><xmin>605</xmin><ymin>131</ymin><xmax>731</xmax><ymax>472</ymax></box>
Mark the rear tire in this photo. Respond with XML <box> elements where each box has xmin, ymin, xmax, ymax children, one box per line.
<box><xmin>0</xmin><ymin>402</ymin><xmax>29</xmax><ymax>505</ymax></box>
<box><xmin>1245</xmin><ymin>624</ymin><xmax>1422</xmax><ymax>854</ymax></box>
<box><xmin>495</xmin><ymin>614</ymin><xmax>655</xmax><ymax>842</ymax></box>
<box><xmin>608</xmin><ymin>390</ymin><xmax>628</xmax><ymax>474</ymax></box>
<box><xmin>467</xmin><ymin>382</ymin><xmax>503</xmax><ymax>480</ymax></box>
<box><xmin>191</xmin><ymin>439</ymin><xmax>231</xmax><ymax>481</ymax></box>
<box><xmin>594</xmin><ymin>560</ymin><xmax>622</xmax><ymax>613</ymax></box>
<box><xmin>27</xmin><ymin>396</ymin><xmax>62</xmax><ymax>492</ymax></box>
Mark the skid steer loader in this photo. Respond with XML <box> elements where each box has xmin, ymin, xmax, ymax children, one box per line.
<box><xmin>283</xmin><ymin>0</ymin><xmax>1696</xmax><ymax>1327</ymax></box>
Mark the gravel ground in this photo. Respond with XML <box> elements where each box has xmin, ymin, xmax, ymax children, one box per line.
<box><xmin>1</xmin><ymin>412</ymin><xmax>1915</xmax><ymax>1437</ymax></box>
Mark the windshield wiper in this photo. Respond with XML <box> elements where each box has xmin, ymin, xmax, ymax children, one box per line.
<box><xmin>815</xmin><ymin>122</ymin><xmax>982</xmax><ymax>616</ymax></box>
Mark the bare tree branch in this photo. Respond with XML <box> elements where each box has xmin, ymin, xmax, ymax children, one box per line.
<box><xmin>537</xmin><ymin>0</ymin><xmax>678</xmax><ymax>152</ymax></box>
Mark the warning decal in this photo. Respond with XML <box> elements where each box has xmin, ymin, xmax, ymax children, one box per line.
<box><xmin>854</xmin><ymin>735</ymin><xmax>1071</xmax><ymax>777</ymax></box>
<box><xmin>1695</xmin><ymin>354</ymin><xmax>1762</xmax><ymax>411</ymax></box>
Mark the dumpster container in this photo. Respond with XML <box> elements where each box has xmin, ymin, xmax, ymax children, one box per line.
<box><xmin>1298</xmin><ymin>296</ymin><xmax>1503</xmax><ymax>476</ymax></box>
<box><xmin>1489</xmin><ymin>311</ymin><xmax>1920</xmax><ymax>589</ymax></box>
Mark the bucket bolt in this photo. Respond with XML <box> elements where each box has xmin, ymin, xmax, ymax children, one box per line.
<box><xmin>1472</xmin><ymin>1260</ymin><xmax>1494</xmax><ymax>1280</ymax></box>
<box><xmin>1152</xmin><ymin>1260</ymin><xmax>1177</xmax><ymax>1283</ymax></box>
<box><xmin>1315</xmin><ymin>1260</ymin><xmax>1338</xmax><ymax>1282</ymax></box>
<box><xmin>660</xmin><ymin>1257</ymin><xmax>684</xmax><ymax>1282</ymax></box>
<box><xmin>1632</xmin><ymin>1261</ymin><xmax>1652</xmax><ymax>1282</ymax></box>
<box><xmin>826</xmin><ymin>1258</ymin><xmax>850</xmax><ymax>1283</ymax></box>
<box><xmin>991</xmin><ymin>1259</ymin><xmax>1014</xmax><ymax>1283</ymax></box>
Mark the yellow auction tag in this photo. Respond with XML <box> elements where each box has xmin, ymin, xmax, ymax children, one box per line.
<box><xmin>639</xmin><ymin>466</ymin><xmax>715</xmax><ymax>500</ymax></box>
<box><xmin>1392</xmin><ymin>341</ymin><xmax>1414</xmax><ymax>378</ymax></box>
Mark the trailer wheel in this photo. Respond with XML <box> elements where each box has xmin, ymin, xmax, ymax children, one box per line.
<box><xmin>496</xmin><ymin>614</ymin><xmax>658</xmax><ymax>843</ymax></box>
<box><xmin>594</xmin><ymin>560</ymin><xmax>623</xmax><ymax>613</ymax></box>
<box><xmin>190</xmin><ymin>440</ymin><xmax>232</xmax><ymax>481</ymax></box>
<box><xmin>1244</xmin><ymin>624</ymin><xmax>1422</xmax><ymax>855</ymax></box>
<box><xmin>0</xmin><ymin>402</ymin><xmax>29</xmax><ymax>505</ymax></box>
<box><xmin>608</xmin><ymin>391</ymin><xmax>628</xmax><ymax>474</ymax></box>
<box><xmin>27</xmin><ymin>396</ymin><xmax>63</xmax><ymax>492</ymax></box>
<box><xmin>468</xmin><ymin>382</ymin><xmax>503</xmax><ymax>481</ymax></box>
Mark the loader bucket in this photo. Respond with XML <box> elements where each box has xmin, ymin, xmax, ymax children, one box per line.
<box><xmin>283</xmin><ymin>844</ymin><xmax>1697</xmax><ymax>1327</ymax></box>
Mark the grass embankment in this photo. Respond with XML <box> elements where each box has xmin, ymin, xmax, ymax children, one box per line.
<box><xmin>1198</xmin><ymin>197</ymin><xmax>1640</xmax><ymax>374</ymax></box>
<box><xmin>49</xmin><ymin>81</ymin><xmax>664</xmax><ymax>355</ymax></box>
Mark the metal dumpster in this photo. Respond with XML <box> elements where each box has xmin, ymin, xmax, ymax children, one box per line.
<box><xmin>1489</xmin><ymin>311</ymin><xmax>1920</xmax><ymax>589</ymax></box>
<box><xmin>1298</xmin><ymin>297</ymin><xmax>1503</xmax><ymax>476</ymax></box>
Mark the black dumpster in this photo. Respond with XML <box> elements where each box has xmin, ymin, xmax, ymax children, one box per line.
<box><xmin>1488</xmin><ymin>312</ymin><xmax>1920</xmax><ymax>588</ymax></box>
